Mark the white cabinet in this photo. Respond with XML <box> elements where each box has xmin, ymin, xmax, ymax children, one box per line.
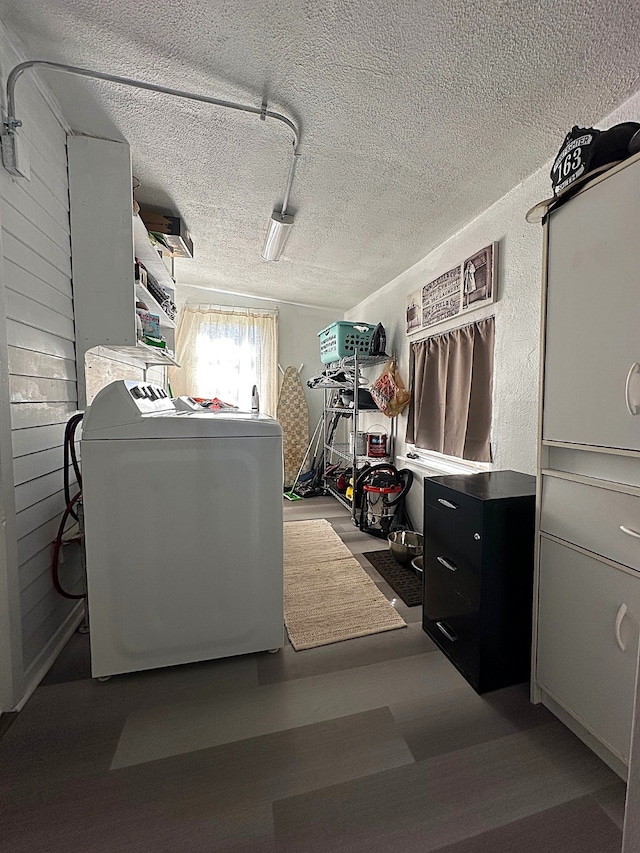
<box><xmin>534</xmin><ymin>153</ymin><xmax>640</xmax><ymax>779</ymax></box>
<box><xmin>68</xmin><ymin>135</ymin><xmax>180</xmax><ymax>407</ymax></box>
<box><xmin>537</xmin><ymin>536</ymin><xmax>640</xmax><ymax>763</ymax></box>
<box><xmin>543</xmin><ymin>161</ymin><xmax>640</xmax><ymax>451</ymax></box>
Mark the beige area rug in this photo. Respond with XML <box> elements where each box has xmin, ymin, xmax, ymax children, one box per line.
<box><xmin>284</xmin><ymin>518</ymin><xmax>407</xmax><ymax>650</ymax></box>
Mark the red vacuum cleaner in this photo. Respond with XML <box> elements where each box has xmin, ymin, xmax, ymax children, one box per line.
<box><xmin>354</xmin><ymin>463</ymin><xmax>414</xmax><ymax>538</ymax></box>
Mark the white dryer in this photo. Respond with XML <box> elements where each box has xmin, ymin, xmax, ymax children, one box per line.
<box><xmin>81</xmin><ymin>379</ymin><xmax>284</xmax><ymax>679</ymax></box>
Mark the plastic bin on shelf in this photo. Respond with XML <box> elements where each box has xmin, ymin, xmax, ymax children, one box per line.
<box><xmin>318</xmin><ymin>321</ymin><xmax>376</xmax><ymax>364</ymax></box>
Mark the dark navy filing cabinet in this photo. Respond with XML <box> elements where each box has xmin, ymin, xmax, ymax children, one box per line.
<box><xmin>423</xmin><ymin>470</ymin><xmax>536</xmax><ymax>694</ymax></box>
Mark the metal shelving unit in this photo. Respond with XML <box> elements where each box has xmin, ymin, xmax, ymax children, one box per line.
<box><xmin>322</xmin><ymin>352</ymin><xmax>391</xmax><ymax>522</ymax></box>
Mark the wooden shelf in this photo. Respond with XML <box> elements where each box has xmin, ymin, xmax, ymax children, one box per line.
<box><xmin>107</xmin><ymin>342</ymin><xmax>180</xmax><ymax>367</ymax></box>
<box><xmin>133</xmin><ymin>214</ymin><xmax>176</xmax><ymax>294</ymax></box>
<box><xmin>135</xmin><ymin>282</ymin><xmax>177</xmax><ymax>329</ymax></box>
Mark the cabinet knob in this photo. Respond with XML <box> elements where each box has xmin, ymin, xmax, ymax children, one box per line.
<box><xmin>474</xmin><ymin>533</ymin><xmax>481</xmax><ymax>540</ymax></box>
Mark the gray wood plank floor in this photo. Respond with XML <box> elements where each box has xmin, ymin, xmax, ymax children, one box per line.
<box><xmin>0</xmin><ymin>496</ymin><xmax>625</xmax><ymax>852</ymax></box>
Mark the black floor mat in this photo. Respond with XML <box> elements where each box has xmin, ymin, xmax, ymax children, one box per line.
<box><xmin>362</xmin><ymin>550</ymin><xmax>423</xmax><ymax>607</ymax></box>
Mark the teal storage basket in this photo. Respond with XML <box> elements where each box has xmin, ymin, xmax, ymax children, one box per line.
<box><xmin>318</xmin><ymin>321</ymin><xmax>376</xmax><ymax>364</ymax></box>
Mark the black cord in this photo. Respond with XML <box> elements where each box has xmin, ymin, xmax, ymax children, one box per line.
<box><xmin>386</xmin><ymin>468</ymin><xmax>414</xmax><ymax>507</ymax></box>
<box><xmin>70</xmin><ymin>419</ymin><xmax>82</xmax><ymax>487</ymax></box>
<box><xmin>52</xmin><ymin>491</ymin><xmax>85</xmax><ymax>599</ymax></box>
<box><xmin>63</xmin><ymin>413</ymin><xmax>83</xmax><ymax>520</ymax></box>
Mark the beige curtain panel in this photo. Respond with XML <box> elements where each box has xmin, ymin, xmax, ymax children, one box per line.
<box><xmin>168</xmin><ymin>304</ymin><xmax>279</xmax><ymax>417</ymax></box>
<box><xmin>406</xmin><ymin>317</ymin><xmax>495</xmax><ymax>462</ymax></box>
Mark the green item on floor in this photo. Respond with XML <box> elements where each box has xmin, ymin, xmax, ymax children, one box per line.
<box><xmin>283</xmin><ymin>489</ymin><xmax>302</xmax><ymax>501</ymax></box>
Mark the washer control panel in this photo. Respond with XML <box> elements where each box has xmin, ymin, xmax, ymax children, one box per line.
<box><xmin>125</xmin><ymin>381</ymin><xmax>175</xmax><ymax>414</ymax></box>
<box><xmin>83</xmin><ymin>380</ymin><xmax>176</xmax><ymax>434</ymax></box>
<box><xmin>129</xmin><ymin>383</ymin><xmax>170</xmax><ymax>404</ymax></box>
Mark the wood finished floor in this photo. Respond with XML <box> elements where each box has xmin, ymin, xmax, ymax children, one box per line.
<box><xmin>0</xmin><ymin>497</ymin><xmax>626</xmax><ymax>852</ymax></box>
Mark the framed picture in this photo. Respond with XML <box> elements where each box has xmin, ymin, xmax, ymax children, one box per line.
<box><xmin>461</xmin><ymin>243</ymin><xmax>496</xmax><ymax>312</ymax></box>
<box><xmin>406</xmin><ymin>242</ymin><xmax>498</xmax><ymax>334</ymax></box>
<box><xmin>406</xmin><ymin>288</ymin><xmax>422</xmax><ymax>333</ymax></box>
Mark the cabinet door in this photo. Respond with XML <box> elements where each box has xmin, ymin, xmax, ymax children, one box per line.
<box><xmin>543</xmin><ymin>161</ymin><xmax>640</xmax><ymax>450</ymax></box>
<box><xmin>537</xmin><ymin>537</ymin><xmax>640</xmax><ymax>762</ymax></box>
<box><xmin>68</xmin><ymin>136</ymin><xmax>136</xmax><ymax>350</ymax></box>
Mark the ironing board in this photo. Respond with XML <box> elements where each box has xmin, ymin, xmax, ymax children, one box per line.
<box><xmin>277</xmin><ymin>366</ymin><xmax>309</xmax><ymax>487</ymax></box>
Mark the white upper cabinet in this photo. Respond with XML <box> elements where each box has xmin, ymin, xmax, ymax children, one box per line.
<box><xmin>68</xmin><ymin>136</ymin><xmax>136</xmax><ymax>352</ymax></box>
<box><xmin>68</xmin><ymin>136</ymin><xmax>180</xmax><ymax>407</ymax></box>
<box><xmin>543</xmin><ymin>159</ymin><xmax>640</xmax><ymax>451</ymax></box>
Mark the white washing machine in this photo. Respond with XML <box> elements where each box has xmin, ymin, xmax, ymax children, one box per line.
<box><xmin>81</xmin><ymin>379</ymin><xmax>284</xmax><ymax>679</ymax></box>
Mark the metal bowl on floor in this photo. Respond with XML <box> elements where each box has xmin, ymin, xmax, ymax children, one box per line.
<box><xmin>388</xmin><ymin>530</ymin><xmax>424</xmax><ymax>565</ymax></box>
<box><xmin>411</xmin><ymin>555</ymin><xmax>423</xmax><ymax>577</ymax></box>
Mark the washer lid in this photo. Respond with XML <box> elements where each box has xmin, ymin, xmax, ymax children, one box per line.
<box><xmin>83</xmin><ymin>412</ymin><xmax>283</xmax><ymax>440</ymax></box>
<box><xmin>82</xmin><ymin>380</ymin><xmax>282</xmax><ymax>439</ymax></box>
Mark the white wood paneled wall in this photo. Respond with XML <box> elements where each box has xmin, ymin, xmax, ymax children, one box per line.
<box><xmin>0</xmin><ymin>26</ymin><xmax>83</xmax><ymax>710</ymax></box>
<box><xmin>0</xmin><ymin>26</ymin><xmax>168</xmax><ymax>711</ymax></box>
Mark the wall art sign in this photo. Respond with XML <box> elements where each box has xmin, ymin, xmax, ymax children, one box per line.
<box><xmin>406</xmin><ymin>242</ymin><xmax>497</xmax><ymax>335</ymax></box>
<box><xmin>423</xmin><ymin>266</ymin><xmax>461</xmax><ymax>327</ymax></box>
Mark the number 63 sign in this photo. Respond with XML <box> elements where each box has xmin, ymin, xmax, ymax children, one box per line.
<box><xmin>551</xmin><ymin>126</ymin><xmax>599</xmax><ymax>196</ymax></box>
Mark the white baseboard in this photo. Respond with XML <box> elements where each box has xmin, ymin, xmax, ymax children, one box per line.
<box><xmin>15</xmin><ymin>602</ymin><xmax>85</xmax><ymax>711</ymax></box>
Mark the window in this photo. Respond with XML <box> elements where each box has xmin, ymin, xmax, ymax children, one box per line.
<box><xmin>169</xmin><ymin>305</ymin><xmax>278</xmax><ymax>416</ymax></box>
<box><xmin>406</xmin><ymin>317</ymin><xmax>494</xmax><ymax>463</ymax></box>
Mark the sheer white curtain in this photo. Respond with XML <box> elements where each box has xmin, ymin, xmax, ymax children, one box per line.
<box><xmin>169</xmin><ymin>304</ymin><xmax>278</xmax><ymax>416</ymax></box>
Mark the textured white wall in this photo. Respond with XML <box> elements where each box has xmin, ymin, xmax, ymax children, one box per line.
<box><xmin>346</xmin><ymin>89</ymin><xmax>640</xmax><ymax>528</ymax></box>
<box><xmin>346</xmin><ymin>167</ymin><xmax>548</xmax><ymax>475</ymax></box>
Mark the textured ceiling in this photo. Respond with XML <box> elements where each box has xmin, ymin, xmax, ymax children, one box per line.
<box><xmin>1</xmin><ymin>1</ymin><xmax>639</xmax><ymax>309</ymax></box>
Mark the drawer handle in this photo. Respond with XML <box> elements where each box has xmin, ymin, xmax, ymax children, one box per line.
<box><xmin>620</xmin><ymin>525</ymin><xmax>640</xmax><ymax>540</ymax></box>
<box><xmin>615</xmin><ymin>603</ymin><xmax>628</xmax><ymax>652</ymax></box>
<box><xmin>625</xmin><ymin>362</ymin><xmax>640</xmax><ymax>416</ymax></box>
<box><xmin>437</xmin><ymin>498</ymin><xmax>458</xmax><ymax>509</ymax></box>
<box><xmin>437</xmin><ymin>556</ymin><xmax>458</xmax><ymax>572</ymax></box>
<box><xmin>436</xmin><ymin>621</ymin><xmax>458</xmax><ymax>642</ymax></box>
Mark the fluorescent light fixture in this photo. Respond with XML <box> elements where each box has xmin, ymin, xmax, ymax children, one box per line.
<box><xmin>261</xmin><ymin>211</ymin><xmax>294</xmax><ymax>261</ymax></box>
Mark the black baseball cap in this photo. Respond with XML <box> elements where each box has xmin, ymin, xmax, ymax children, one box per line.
<box><xmin>526</xmin><ymin>121</ymin><xmax>640</xmax><ymax>223</ymax></box>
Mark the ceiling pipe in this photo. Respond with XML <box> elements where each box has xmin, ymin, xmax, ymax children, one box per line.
<box><xmin>2</xmin><ymin>60</ymin><xmax>300</xmax><ymax>258</ymax></box>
